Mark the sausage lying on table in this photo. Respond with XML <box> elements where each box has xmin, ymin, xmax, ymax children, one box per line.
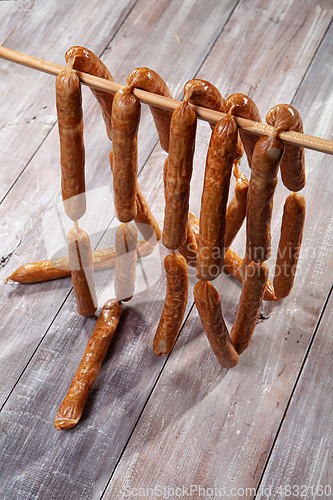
<box><xmin>56</xmin><ymin>63</ymin><xmax>86</xmax><ymax>222</ymax></box>
<box><xmin>112</xmin><ymin>85</ymin><xmax>140</xmax><ymax>223</ymax></box>
<box><xmin>226</xmin><ymin>93</ymin><xmax>261</xmax><ymax>169</ymax></box>
<box><xmin>65</xmin><ymin>46</ymin><xmax>114</xmax><ymax>140</ymax></box>
<box><xmin>153</xmin><ymin>252</ymin><xmax>189</xmax><ymax>356</ymax></box>
<box><xmin>273</xmin><ymin>192</ymin><xmax>306</xmax><ymax>299</ymax></box>
<box><xmin>54</xmin><ymin>299</ymin><xmax>123</xmax><ymax>430</ymax></box>
<box><xmin>266</xmin><ymin>103</ymin><xmax>306</xmax><ymax>192</ymax></box>
<box><xmin>184</xmin><ymin>79</ymin><xmax>244</xmax><ymax>163</ymax></box>
<box><xmin>115</xmin><ymin>223</ymin><xmax>137</xmax><ymax>302</ymax></box>
<box><xmin>162</xmin><ymin>99</ymin><xmax>197</xmax><ymax>250</ymax></box>
<box><xmin>194</xmin><ymin>280</ymin><xmax>239</xmax><ymax>368</ymax></box>
<box><xmin>126</xmin><ymin>67</ymin><xmax>173</xmax><ymax>152</ymax></box>
<box><xmin>4</xmin><ymin>240</ymin><xmax>155</xmax><ymax>284</ymax></box>
<box><xmin>196</xmin><ymin>114</ymin><xmax>237</xmax><ymax>280</ymax></box>
<box><xmin>67</xmin><ymin>225</ymin><xmax>97</xmax><ymax>317</ymax></box>
<box><xmin>246</xmin><ymin>133</ymin><xmax>284</xmax><ymax>263</ymax></box>
<box><xmin>230</xmin><ymin>261</ymin><xmax>269</xmax><ymax>354</ymax></box>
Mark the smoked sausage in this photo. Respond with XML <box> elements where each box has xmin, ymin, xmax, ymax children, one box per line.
<box><xmin>162</xmin><ymin>99</ymin><xmax>197</xmax><ymax>250</ymax></box>
<box><xmin>266</xmin><ymin>103</ymin><xmax>305</xmax><ymax>191</ymax></box>
<box><xmin>65</xmin><ymin>46</ymin><xmax>114</xmax><ymax>140</ymax></box>
<box><xmin>126</xmin><ymin>67</ymin><xmax>173</xmax><ymax>152</ymax></box>
<box><xmin>194</xmin><ymin>280</ymin><xmax>239</xmax><ymax>368</ymax></box>
<box><xmin>224</xmin><ymin>165</ymin><xmax>249</xmax><ymax>249</ymax></box>
<box><xmin>230</xmin><ymin>261</ymin><xmax>269</xmax><ymax>354</ymax></box>
<box><xmin>56</xmin><ymin>62</ymin><xmax>86</xmax><ymax>222</ymax></box>
<box><xmin>67</xmin><ymin>225</ymin><xmax>97</xmax><ymax>317</ymax></box>
<box><xmin>54</xmin><ymin>299</ymin><xmax>123</xmax><ymax>430</ymax></box>
<box><xmin>273</xmin><ymin>192</ymin><xmax>306</xmax><ymax>298</ymax></box>
<box><xmin>196</xmin><ymin>114</ymin><xmax>237</xmax><ymax>280</ymax></box>
<box><xmin>153</xmin><ymin>252</ymin><xmax>188</xmax><ymax>356</ymax></box>
<box><xmin>115</xmin><ymin>223</ymin><xmax>137</xmax><ymax>302</ymax></box>
<box><xmin>246</xmin><ymin>133</ymin><xmax>284</xmax><ymax>262</ymax></box>
<box><xmin>111</xmin><ymin>85</ymin><xmax>140</xmax><ymax>222</ymax></box>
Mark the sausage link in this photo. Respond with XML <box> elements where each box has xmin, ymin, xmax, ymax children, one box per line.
<box><xmin>109</xmin><ymin>150</ymin><xmax>161</xmax><ymax>242</ymax></box>
<box><xmin>5</xmin><ymin>240</ymin><xmax>155</xmax><ymax>284</ymax></box>
<box><xmin>196</xmin><ymin>114</ymin><xmax>237</xmax><ymax>280</ymax></box>
<box><xmin>224</xmin><ymin>164</ymin><xmax>249</xmax><ymax>249</ymax></box>
<box><xmin>65</xmin><ymin>46</ymin><xmax>114</xmax><ymax>140</ymax></box>
<box><xmin>56</xmin><ymin>65</ymin><xmax>86</xmax><ymax>222</ymax></box>
<box><xmin>266</xmin><ymin>104</ymin><xmax>305</xmax><ymax>191</ymax></box>
<box><xmin>194</xmin><ymin>280</ymin><xmax>239</xmax><ymax>368</ymax></box>
<box><xmin>68</xmin><ymin>226</ymin><xmax>98</xmax><ymax>316</ymax></box>
<box><xmin>273</xmin><ymin>192</ymin><xmax>306</xmax><ymax>298</ymax></box>
<box><xmin>230</xmin><ymin>261</ymin><xmax>269</xmax><ymax>354</ymax></box>
<box><xmin>153</xmin><ymin>252</ymin><xmax>189</xmax><ymax>356</ymax></box>
<box><xmin>111</xmin><ymin>86</ymin><xmax>140</xmax><ymax>222</ymax></box>
<box><xmin>162</xmin><ymin>100</ymin><xmax>197</xmax><ymax>250</ymax></box>
<box><xmin>226</xmin><ymin>93</ymin><xmax>261</xmax><ymax>169</ymax></box>
<box><xmin>54</xmin><ymin>299</ymin><xmax>123</xmax><ymax>430</ymax></box>
<box><xmin>115</xmin><ymin>223</ymin><xmax>137</xmax><ymax>302</ymax></box>
<box><xmin>184</xmin><ymin>79</ymin><xmax>243</xmax><ymax>162</ymax></box>
<box><xmin>126</xmin><ymin>67</ymin><xmax>172</xmax><ymax>152</ymax></box>
<box><xmin>246</xmin><ymin>134</ymin><xmax>284</xmax><ymax>262</ymax></box>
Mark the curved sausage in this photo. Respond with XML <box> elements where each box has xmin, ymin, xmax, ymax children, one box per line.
<box><xmin>194</xmin><ymin>280</ymin><xmax>239</xmax><ymax>368</ymax></box>
<box><xmin>230</xmin><ymin>261</ymin><xmax>269</xmax><ymax>354</ymax></box>
<box><xmin>153</xmin><ymin>252</ymin><xmax>189</xmax><ymax>356</ymax></box>
<box><xmin>54</xmin><ymin>299</ymin><xmax>123</xmax><ymax>430</ymax></box>
<box><xmin>115</xmin><ymin>223</ymin><xmax>137</xmax><ymax>302</ymax></box>
<box><xmin>162</xmin><ymin>99</ymin><xmax>197</xmax><ymax>250</ymax></box>
<box><xmin>196</xmin><ymin>114</ymin><xmax>237</xmax><ymax>280</ymax></box>
<box><xmin>266</xmin><ymin>104</ymin><xmax>305</xmax><ymax>191</ymax></box>
<box><xmin>56</xmin><ymin>64</ymin><xmax>86</xmax><ymax>222</ymax></box>
<box><xmin>184</xmin><ymin>79</ymin><xmax>243</xmax><ymax>162</ymax></box>
<box><xmin>224</xmin><ymin>164</ymin><xmax>249</xmax><ymax>249</ymax></box>
<box><xmin>67</xmin><ymin>225</ymin><xmax>97</xmax><ymax>317</ymax></box>
<box><xmin>5</xmin><ymin>240</ymin><xmax>155</xmax><ymax>284</ymax></box>
<box><xmin>178</xmin><ymin>220</ymin><xmax>198</xmax><ymax>268</ymax></box>
<box><xmin>126</xmin><ymin>67</ymin><xmax>172</xmax><ymax>152</ymax></box>
<box><xmin>246</xmin><ymin>133</ymin><xmax>284</xmax><ymax>262</ymax></box>
<box><xmin>111</xmin><ymin>85</ymin><xmax>140</xmax><ymax>222</ymax></box>
<box><xmin>226</xmin><ymin>93</ymin><xmax>261</xmax><ymax>169</ymax></box>
<box><xmin>65</xmin><ymin>46</ymin><xmax>114</xmax><ymax>140</ymax></box>
<box><xmin>273</xmin><ymin>192</ymin><xmax>306</xmax><ymax>298</ymax></box>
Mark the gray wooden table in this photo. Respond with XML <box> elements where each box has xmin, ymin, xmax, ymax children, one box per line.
<box><xmin>0</xmin><ymin>1</ymin><xmax>332</xmax><ymax>499</ymax></box>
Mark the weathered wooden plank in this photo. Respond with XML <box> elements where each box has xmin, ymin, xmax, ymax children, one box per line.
<box><xmin>101</xmin><ymin>1</ymin><xmax>333</xmax><ymax>497</ymax></box>
<box><xmin>0</xmin><ymin>4</ymin><xmax>27</xmax><ymax>44</ymax></box>
<box><xmin>0</xmin><ymin>0</ymin><xmax>137</xmax><ymax>201</ymax></box>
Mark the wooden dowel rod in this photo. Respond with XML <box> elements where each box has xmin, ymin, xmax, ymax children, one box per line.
<box><xmin>1</xmin><ymin>46</ymin><xmax>333</xmax><ymax>156</ymax></box>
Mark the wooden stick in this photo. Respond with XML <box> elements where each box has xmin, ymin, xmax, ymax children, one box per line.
<box><xmin>1</xmin><ymin>46</ymin><xmax>332</xmax><ymax>155</ymax></box>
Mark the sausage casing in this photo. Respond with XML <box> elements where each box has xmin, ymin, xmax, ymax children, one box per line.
<box><xmin>196</xmin><ymin>114</ymin><xmax>237</xmax><ymax>280</ymax></box>
<box><xmin>273</xmin><ymin>192</ymin><xmax>306</xmax><ymax>298</ymax></box>
<box><xmin>224</xmin><ymin>165</ymin><xmax>249</xmax><ymax>249</ymax></box>
<box><xmin>115</xmin><ymin>223</ymin><xmax>137</xmax><ymax>302</ymax></box>
<box><xmin>126</xmin><ymin>67</ymin><xmax>172</xmax><ymax>152</ymax></box>
<box><xmin>162</xmin><ymin>100</ymin><xmax>197</xmax><ymax>250</ymax></box>
<box><xmin>194</xmin><ymin>280</ymin><xmax>239</xmax><ymax>369</ymax></box>
<box><xmin>112</xmin><ymin>86</ymin><xmax>140</xmax><ymax>222</ymax></box>
<box><xmin>68</xmin><ymin>226</ymin><xmax>97</xmax><ymax>317</ymax></box>
<box><xmin>178</xmin><ymin>220</ymin><xmax>198</xmax><ymax>268</ymax></box>
<box><xmin>153</xmin><ymin>253</ymin><xmax>189</xmax><ymax>356</ymax></box>
<box><xmin>266</xmin><ymin>104</ymin><xmax>305</xmax><ymax>191</ymax></box>
<box><xmin>56</xmin><ymin>68</ymin><xmax>86</xmax><ymax>222</ymax></box>
<box><xmin>226</xmin><ymin>93</ymin><xmax>261</xmax><ymax>169</ymax></box>
<box><xmin>65</xmin><ymin>46</ymin><xmax>114</xmax><ymax>140</ymax></box>
<box><xmin>246</xmin><ymin>134</ymin><xmax>284</xmax><ymax>262</ymax></box>
<box><xmin>230</xmin><ymin>261</ymin><xmax>269</xmax><ymax>354</ymax></box>
<box><xmin>54</xmin><ymin>299</ymin><xmax>123</xmax><ymax>430</ymax></box>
